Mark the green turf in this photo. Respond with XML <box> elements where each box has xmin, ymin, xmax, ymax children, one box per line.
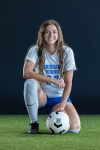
<box><xmin>0</xmin><ymin>115</ymin><xmax>100</xmax><ymax>150</ymax></box>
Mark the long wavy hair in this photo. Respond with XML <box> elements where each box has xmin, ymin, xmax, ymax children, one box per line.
<box><xmin>37</xmin><ymin>20</ymin><xmax>70</xmax><ymax>79</ymax></box>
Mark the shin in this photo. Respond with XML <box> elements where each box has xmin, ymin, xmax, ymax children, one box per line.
<box><xmin>24</xmin><ymin>79</ymin><xmax>38</xmax><ymax>123</ymax></box>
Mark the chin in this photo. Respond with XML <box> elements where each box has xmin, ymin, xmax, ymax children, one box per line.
<box><xmin>48</xmin><ymin>42</ymin><xmax>55</xmax><ymax>45</ymax></box>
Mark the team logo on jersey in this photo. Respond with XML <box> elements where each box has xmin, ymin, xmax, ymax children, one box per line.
<box><xmin>44</xmin><ymin>64</ymin><xmax>59</xmax><ymax>85</ymax></box>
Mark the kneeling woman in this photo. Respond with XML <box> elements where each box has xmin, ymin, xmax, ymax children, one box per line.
<box><xmin>23</xmin><ymin>20</ymin><xmax>81</xmax><ymax>134</ymax></box>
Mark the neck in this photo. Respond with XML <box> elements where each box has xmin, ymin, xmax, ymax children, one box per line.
<box><xmin>45</xmin><ymin>44</ymin><xmax>56</xmax><ymax>55</ymax></box>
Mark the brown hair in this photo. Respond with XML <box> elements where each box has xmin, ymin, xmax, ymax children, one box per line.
<box><xmin>37</xmin><ymin>20</ymin><xmax>70</xmax><ymax>79</ymax></box>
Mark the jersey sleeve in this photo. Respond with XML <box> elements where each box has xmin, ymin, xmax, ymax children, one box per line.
<box><xmin>65</xmin><ymin>47</ymin><xmax>76</xmax><ymax>71</ymax></box>
<box><xmin>25</xmin><ymin>45</ymin><xmax>38</xmax><ymax>64</ymax></box>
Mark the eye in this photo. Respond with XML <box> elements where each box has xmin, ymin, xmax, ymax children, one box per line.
<box><xmin>45</xmin><ymin>31</ymin><xmax>49</xmax><ymax>33</ymax></box>
<box><xmin>53</xmin><ymin>31</ymin><xmax>57</xmax><ymax>33</ymax></box>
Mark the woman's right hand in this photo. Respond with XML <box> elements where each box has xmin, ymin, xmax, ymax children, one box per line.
<box><xmin>51</xmin><ymin>78</ymin><xmax>66</xmax><ymax>89</ymax></box>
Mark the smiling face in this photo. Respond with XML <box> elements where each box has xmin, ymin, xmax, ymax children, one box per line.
<box><xmin>44</xmin><ymin>25</ymin><xmax>58</xmax><ymax>46</ymax></box>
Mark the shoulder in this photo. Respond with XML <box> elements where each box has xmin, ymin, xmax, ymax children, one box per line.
<box><xmin>28</xmin><ymin>45</ymin><xmax>39</xmax><ymax>53</ymax></box>
<box><xmin>25</xmin><ymin>45</ymin><xmax>39</xmax><ymax>62</ymax></box>
<box><xmin>63</xmin><ymin>45</ymin><xmax>74</xmax><ymax>56</ymax></box>
<box><xmin>63</xmin><ymin>45</ymin><xmax>76</xmax><ymax>71</ymax></box>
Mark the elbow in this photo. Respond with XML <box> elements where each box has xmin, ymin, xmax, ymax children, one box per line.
<box><xmin>23</xmin><ymin>71</ymin><xmax>29</xmax><ymax>79</ymax></box>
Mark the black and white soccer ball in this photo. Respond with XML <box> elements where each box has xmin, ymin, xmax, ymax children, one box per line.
<box><xmin>46</xmin><ymin>111</ymin><xmax>70</xmax><ymax>134</ymax></box>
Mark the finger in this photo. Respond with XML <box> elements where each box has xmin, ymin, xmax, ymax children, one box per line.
<box><xmin>63</xmin><ymin>83</ymin><xmax>66</xmax><ymax>88</ymax></box>
<box><xmin>58</xmin><ymin>85</ymin><xmax>64</xmax><ymax>89</ymax></box>
<box><xmin>57</xmin><ymin>108</ymin><xmax>62</xmax><ymax>112</ymax></box>
<box><xmin>57</xmin><ymin>109</ymin><xmax>63</xmax><ymax>112</ymax></box>
<box><xmin>57</xmin><ymin>108</ymin><xmax>60</xmax><ymax>111</ymax></box>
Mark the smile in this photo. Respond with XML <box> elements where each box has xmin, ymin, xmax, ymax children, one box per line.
<box><xmin>48</xmin><ymin>38</ymin><xmax>54</xmax><ymax>40</ymax></box>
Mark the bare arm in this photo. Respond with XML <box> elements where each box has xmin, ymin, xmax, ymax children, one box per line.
<box><xmin>23</xmin><ymin>60</ymin><xmax>66</xmax><ymax>88</ymax></box>
<box><xmin>57</xmin><ymin>70</ymin><xmax>73</xmax><ymax>111</ymax></box>
<box><xmin>23</xmin><ymin>60</ymin><xmax>53</xmax><ymax>82</ymax></box>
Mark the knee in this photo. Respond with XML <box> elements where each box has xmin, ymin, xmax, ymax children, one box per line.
<box><xmin>70</xmin><ymin>120</ymin><xmax>81</xmax><ymax>133</ymax></box>
<box><xmin>24</xmin><ymin>79</ymin><xmax>38</xmax><ymax>90</ymax></box>
<box><xmin>74</xmin><ymin>121</ymin><xmax>81</xmax><ymax>130</ymax></box>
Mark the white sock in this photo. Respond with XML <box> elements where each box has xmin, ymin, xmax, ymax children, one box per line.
<box><xmin>68</xmin><ymin>128</ymin><xmax>81</xmax><ymax>133</ymax></box>
<box><xmin>24</xmin><ymin>79</ymin><xmax>38</xmax><ymax>123</ymax></box>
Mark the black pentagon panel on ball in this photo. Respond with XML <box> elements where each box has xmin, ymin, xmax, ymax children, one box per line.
<box><xmin>47</xmin><ymin>114</ymin><xmax>52</xmax><ymax>120</ymax></box>
<box><xmin>55</xmin><ymin>111</ymin><xmax>59</xmax><ymax>114</ymax></box>
<box><xmin>54</xmin><ymin>123</ymin><xmax>62</xmax><ymax>128</ymax></box>
<box><xmin>59</xmin><ymin>130</ymin><xmax>65</xmax><ymax>134</ymax></box>
<box><xmin>49</xmin><ymin>128</ymin><xmax>54</xmax><ymax>134</ymax></box>
<box><xmin>48</xmin><ymin>114</ymin><xmax>52</xmax><ymax>118</ymax></box>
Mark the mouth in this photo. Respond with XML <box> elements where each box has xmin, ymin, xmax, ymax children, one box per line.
<box><xmin>48</xmin><ymin>38</ymin><xmax>54</xmax><ymax>41</ymax></box>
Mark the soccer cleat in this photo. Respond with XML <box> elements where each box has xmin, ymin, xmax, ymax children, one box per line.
<box><xmin>28</xmin><ymin>122</ymin><xmax>39</xmax><ymax>134</ymax></box>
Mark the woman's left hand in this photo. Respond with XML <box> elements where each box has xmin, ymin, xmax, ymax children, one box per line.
<box><xmin>57</xmin><ymin>103</ymin><xmax>66</xmax><ymax>112</ymax></box>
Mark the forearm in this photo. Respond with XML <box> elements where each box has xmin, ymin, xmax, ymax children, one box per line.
<box><xmin>60</xmin><ymin>82</ymin><xmax>72</xmax><ymax>106</ymax></box>
<box><xmin>23</xmin><ymin>60</ymin><xmax>69</xmax><ymax>88</ymax></box>
<box><xmin>23</xmin><ymin>70</ymin><xmax>53</xmax><ymax>83</ymax></box>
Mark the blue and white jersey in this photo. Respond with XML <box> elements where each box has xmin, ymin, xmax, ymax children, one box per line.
<box><xmin>25</xmin><ymin>45</ymin><xmax>76</xmax><ymax>97</ymax></box>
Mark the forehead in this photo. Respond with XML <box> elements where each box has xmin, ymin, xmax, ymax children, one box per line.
<box><xmin>45</xmin><ymin>25</ymin><xmax>57</xmax><ymax>31</ymax></box>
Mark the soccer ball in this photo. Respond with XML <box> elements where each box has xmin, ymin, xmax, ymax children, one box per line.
<box><xmin>46</xmin><ymin>111</ymin><xmax>70</xmax><ymax>134</ymax></box>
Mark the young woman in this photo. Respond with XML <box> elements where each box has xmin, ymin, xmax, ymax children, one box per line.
<box><xmin>23</xmin><ymin>20</ymin><xmax>81</xmax><ymax>134</ymax></box>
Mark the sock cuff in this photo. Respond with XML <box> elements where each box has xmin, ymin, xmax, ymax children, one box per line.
<box><xmin>68</xmin><ymin>127</ymin><xmax>81</xmax><ymax>133</ymax></box>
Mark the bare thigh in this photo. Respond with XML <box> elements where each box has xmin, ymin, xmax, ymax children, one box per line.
<box><xmin>52</xmin><ymin>102</ymin><xmax>81</xmax><ymax>130</ymax></box>
<box><xmin>34</xmin><ymin>80</ymin><xmax>47</xmax><ymax>109</ymax></box>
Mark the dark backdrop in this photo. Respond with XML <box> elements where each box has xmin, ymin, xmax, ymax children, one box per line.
<box><xmin>0</xmin><ymin>0</ymin><xmax>100</xmax><ymax>114</ymax></box>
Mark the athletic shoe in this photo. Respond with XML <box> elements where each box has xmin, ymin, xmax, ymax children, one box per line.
<box><xmin>28</xmin><ymin>122</ymin><xmax>39</xmax><ymax>134</ymax></box>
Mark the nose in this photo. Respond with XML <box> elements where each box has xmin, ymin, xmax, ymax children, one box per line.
<box><xmin>49</xmin><ymin>31</ymin><xmax>53</xmax><ymax>37</ymax></box>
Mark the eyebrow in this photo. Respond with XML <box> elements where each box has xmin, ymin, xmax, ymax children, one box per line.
<box><xmin>45</xmin><ymin>30</ymin><xmax>57</xmax><ymax>31</ymax></box>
